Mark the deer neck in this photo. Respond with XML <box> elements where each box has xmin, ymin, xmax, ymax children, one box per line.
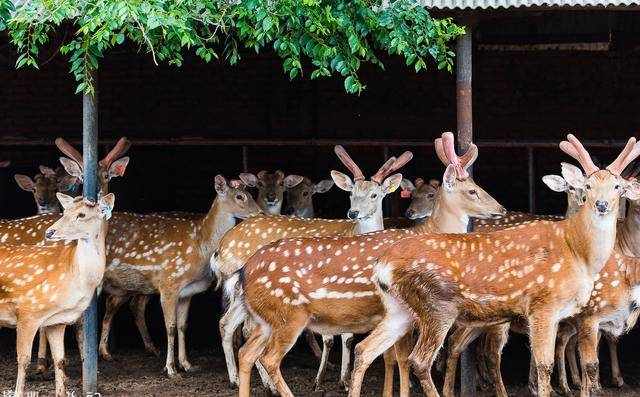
<box><xmin>565</xmin><ymin>204</ymin><xmax>618</xmax><ymax>275</ymax></box>
<box><xmin>198</xmin><ymin>198</ymin><xmax>237</xmax><ymax>259</ymax></box>
<box><xmin>259</xmin><ymin>198</ymin><xmax>282</xmax><ymax>215</ymax></box>
<box><xmin>297</xmin><ymin>206</ymin><xmax>314</xmax><ymax>219</ymax></box>
<box><xmin>37</xmin><ymin>204</ymin><xmax>61</xmax><ymax>215</ymax></box>
<box><xmin>73</xmin><ymin>220</ymin><xmax>108</xmax><ymax>282</ymax></box>
<box><xmin>353</xmin><ymin>206</ymin><xmax>384</xmax><ymax>235</ymax></box>
<box><xmin>615</xmin><ymin>200</ymin><xmax>640</xmax><ymax>256</ymax></box>
<box><xmin>414</xmin><ymin>191</ymin><xmax>469</xmax><ymax>234</ymax></box>
<box><xmin>564</xmin><ymin>200</ymin><xmax>580</xmax><ymax>218</ymax></box>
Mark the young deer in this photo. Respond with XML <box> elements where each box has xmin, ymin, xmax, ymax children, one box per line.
<box><xmin>214</xmin><ymin>146</ymin><xmax>413</xmax><ymax>389</ymax></box>
<box><xmin>0</xmin><ymin>192</ymin><xmax>115</xmax><ymax>397</ymax></box>
<box><xmin>284</xmin><ymin>177</ymin><xmax>334</xmax><ymax>218</ymax></box>
<box><xmin>229</xmin><ymin>132</ymin><xmax>505</xmax><ymax>397</ymax></box>
<box><xmin>14</xmin><ymin>166</ymin><xmax>81</xmax><ymax>214</ymax></box>
<box><xmin>400</xmin><ymin>177</ymin><xmax>439</xmax><ymax>220</ymax></box>
<box><xmin>240</xmin><ymin>170</ymin><xmax>304</xmax><ymax>215</ymax></box>
<box><xmin>348</xmin><ymin>134</ymin><xmax>640</xmax><ymax>397</ymax></box>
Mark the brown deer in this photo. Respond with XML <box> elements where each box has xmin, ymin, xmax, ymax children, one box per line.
<box><xmin>227</xmin><ymin>132</ymin><xmax>505</xmax><ymax>397</ymax></box>
<box><xmin>14</xmin><ymin>166</ymin><xmax>81</xmax><ymax>214</ymax></box>
<box><xmin>400</xmin><ymin>177</ymin><xmax>439</xmax><ymax>221</ymax></box>
<box><xmin>347</xmin><ymin>134</ymin><xmax>640</xmax><ymax>397</ymax></box>
<box><xmin>240</xmin><ymin>170</ymin><xmax>304</xmax><ymax>215</ymax></box>
<box><xmin>214</xmin><ymin>146</ymin><xmax>414</xmax><ymax>390</ymax></box>
<box><xmin>284</xmin><ymin>177</ymin><xmax>334</xmax><ymax>218</ymax></box>
<box><xmin>0</xmin><ymin>192</ymin><xmax>115</xmax><ymax>397</ymax></box>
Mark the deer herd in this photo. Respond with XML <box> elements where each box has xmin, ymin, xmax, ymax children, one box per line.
<box><xmin>1</xmin><ymin>133</ymin><xmax>640</xmax><ymax>397</ymax></box>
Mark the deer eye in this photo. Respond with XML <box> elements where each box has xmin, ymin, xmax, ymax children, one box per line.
<box><xmin>568</xmin><ymin>186</ymin><xmax>575</xmax><ymax>191</ymax></box>
<box><xmin>427</xmin><ymin>193</ymin><xmax>434</xmax><ymax>198</ymax></box>
<box><xmin>236</xmin><ymin>194</ymin><xmax>245</xmax><ymax>201</ymax></box>
<box><xmin>302</xmin><ymin>191</ymin><xmax>309</xmax><ymax>197</ymax></box>
<box><xmin>468</xmin><ymin>189</ymin><xmax>477</xmax><ymax>195</ymax></box>
<box><xmin>371</xmin><ymin>193</ymin><xmax>378</xmax><ymax>199</ymax></box>
<box><xmin>586</xmin><ymin>184</ymin><xmax>591</xmax><ymax>190</ymax></box>
<box><xmin>615</xmin><ymin>185</ymin><xmax>621</xmax><ymax>190</ymax></box>
<box><xmin>77</xmin><ymin>213</ymin><xmax>86</xmax><ymax>219</ymax></box>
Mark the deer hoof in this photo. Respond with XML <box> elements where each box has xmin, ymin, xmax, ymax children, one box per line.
<box><xmin>181</xmin><ymin>364</ymin><xmax>201</xmax><ymax>373</ymax></box>
<box><xmin>145</xmin><ymin>345</ymin><xmax>162</xmax><ymax>357</ymax></box>
<box><xmin>165</xmin><ymin>366</ymin><xmax>181</xmax><ymax>379</ymax></box>
<box><xmin>612</xmin><ymin>377</ymin><xmax>625</xmax><ymax>388</ymax></box>
<box><xmin>100</xmin><ymin>352</ymin><xmax>114</xmax><ymax>362</ymax></box>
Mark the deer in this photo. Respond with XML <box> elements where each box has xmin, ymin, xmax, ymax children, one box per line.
<box><xmin>0</xmin><ymin>192</ymin><xmax>115</xmax><ymax>397</ymax></box>
<box><xmin>14</xmin><ymin>166</ymin><xmax>81</xmax><ymax>214</ymax></box>
<box><xmin>345</xmin><ymin>134</ymin><xmax>640</xmax><ymax>397</ymax></box>
<box><xmin>284</xmin><ymin>177</ymin><xmax>334</xmax><ymax>218</ymax></box>
<box><xmin>239</xmin><ymin>170</ymin><xmax>304</xmax><ymax>215</ymax></box>
<box><xmin>214</xmin><ymin>145</ymin><xmax>414</xmax><ymax>391</ymax></box>
<box><xmin>225</xmin><ymin>132</ymin><xmax>505</xmax><ymax>397</ymax></box>
<box><xmin>400</xmin><ymin>177</ymin><xmax>440</xmax><ymax>221</ymax></box>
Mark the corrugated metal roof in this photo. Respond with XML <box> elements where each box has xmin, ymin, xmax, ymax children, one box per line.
<box><xmin>420</xmin><ymin>0</ymin><xmax>640</xmax><ymax>9</ymax></box>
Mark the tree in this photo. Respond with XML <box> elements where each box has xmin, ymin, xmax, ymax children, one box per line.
<box><xmin>1</xmin><ymin>0</ymin><xmax>464</xmax><ymax>94</ymax></box>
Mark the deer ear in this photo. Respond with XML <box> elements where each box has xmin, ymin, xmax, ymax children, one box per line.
<box><xmin>275</xmin><ymin>170</ymin><xmax>285</xmax><ymax>183</ymax></box>
<box><xmin>214</xmin><ymin>175</ymin><xmax>229</xmax><ymax>195</ymax></box>
<box><xmin>542</xmin><ymin>175</ymin><xmax>568</xmax><ymax>192</ymax></box>
<box><xmin>331</xmin><ymin>170</ymin><xmax>354</xmax><ymax>192</ymax></box>
<box><xmin>382</xmin><ymin>174</ymin><xmax>403</xmax><ymax>194</ymax></box>
<box><xmin>59</xmin><ymin>157</ymin><xmax>83</xmax><ymax>181</ymax></box>
<box><xmin>442</xmin><ymin>164</ymin><xmax>457</xmax><ymax>191</ymax></box>
<box><xmin>283</xmin><ymin>175</ymin><xmax>304</xmax><ymax>189</ymax></box>
<box><xmin>623</xmin><ymin>180</ymin><xmax>640</xmax><ymax>201</ymax></box>
<box><xmin>99</xmin><ymin>193</ymin><xmax>116</xmax><ymax>219</ymax></box>
<box><xmin>56</xmin><ymin>193</ymin><xmax>75</xmax><ymax>210</ymax></box>
<box><xmin>14</xmin><ymin>175</ymin><xmax>35</xmax><ymax>192</ymax></box>
<box><xmin>400</xmin><ymin>178</ymin><xmax>416</xmax><ymax>192</ymax></box>
<box><xmin>314</xmin><ymin>179</ymin><xmax>334</xmax><ymax>194</ymax></box>
<box><xmin>39</xmin><ymin>165</ymin><xmax>56</xmax><ymax>177</ymax></box>
<box><xmin>108</xmin><ymin>157</ymin><xmax>129</xmax><ymax>179</ymax></box>
<box><xmin>57</xmin><ymin>175</ymin><xmax>80</xmax><ymax>192</ymax></box>
<box><xmin>561</xmin><ymin>162</ymin><xmax>586</xmax><ymax>190</ymax></box>
<box><xmin>239</xmin><ymin>173</ymin><xmax>258</xmax><ymax>188</ymax></box>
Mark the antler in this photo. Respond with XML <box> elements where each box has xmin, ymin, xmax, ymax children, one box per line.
<box><xmin>334</xmin><ymin>145</ymin><xmax>365</xmax><ymax>182</ymax></box>
<box><xmin>607</xmin><ymin>137</ymin><xmax>640</xmax><ymax>176</ymax></box>
<box><xmin>55</xmin><ymin>138</ymin><xmax>83</xmax><ymax>165</ymax></box>
<box><xmin>99</xmin><ymin>137</ymin><xmax>131</xmax><ymax>167</ymax></box>
<box><xmin>439</xmin><ymin>131</ymin><xmax>471</xmax><ymax>179</ymax></box>
<box><xmin>371</xmin><ymin>151</ymin><xmax>413</xmax><ymax>185</ymax></box>
<box><xmin>559</xmin><ymin>134</ymin><xmax>599</xmax><ymax>175</ymax></box>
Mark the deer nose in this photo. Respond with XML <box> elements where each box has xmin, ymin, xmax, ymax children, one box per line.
<box><xmin>405</xmin><ymin>209</ymin><xmax>416</xmax><ymax>219</ymax></box>
<box><xmin>595</xmin><ymin>200</ymin><xmax>608</xmax><ymax>213</ymax></box>
<box><xmin>267</xmin><ymin>194</ymin><xmax>277</xmax><ymax>202</ymax></box>
<box><xmin>45</xmin><ymin>229</ymin><xmax>55</xmax><ymax>239</ymax></box>
<box><xmin>347</xmin><ymin>210</ymin><xmax>359</xmax><ymax>219</ymax></box>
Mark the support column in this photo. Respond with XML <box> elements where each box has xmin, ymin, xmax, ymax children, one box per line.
<box><xmin>456</xmin><ymin>17</ymin><xmax>477</xmax><ymax>397</ymax></box>
<box><xmin>82</xmin><ymin>72</ymin><xmax>99</xmax><ymax>396</ymax></box>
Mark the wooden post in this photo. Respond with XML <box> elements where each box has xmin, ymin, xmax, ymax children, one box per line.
<box><xmin>456</xmin><ymin>17</ymin><xmax>477</xmax><ymax>397</ymax></box>
<box><xmin>528</xmin><ymin>147</ymin><xmax>536</xmax><ymax>214</ymax></box>
<box><xmin>82</xmin><ymin>72</ymin><xmax>99</xmax><ymax>395</ymax></box>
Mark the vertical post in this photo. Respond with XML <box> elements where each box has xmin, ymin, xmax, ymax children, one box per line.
<box><xmin>528</xmin><ymin>147</ymin><xmax>536</xmax><ymax>214</ymax></box>
<box><xmin>382</xmin><ymin>146</ymin><xmax>393</xmax><ymax>216</ymax></box>
<box><xmin>82</xmin><ymin>72</ymin><xmax>99</xmax><ymax>396</ymax></box>
<box><xmin>242</xmin><ymin>146</ymin><xmax>249</xmax><ymax>173</ymax></box>
<box><xmin>456</xmin><ymin>16</ymin><xmax>476</xmax><ymax>397</ymax></box>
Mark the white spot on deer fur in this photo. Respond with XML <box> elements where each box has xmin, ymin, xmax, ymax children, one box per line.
<box><xmin>305</xmin><ymin>246</ymin><xmax>313</xmax><ymax>254</ymax></box>
<box><xmin>551</xmin><ymin>262</ymin><xmax>561</xmax><ymax>272</ymax></box>
<box><xmin>279</xmin><ymin>277</ymin><xmax>291</xmax><ymax>284</ymax></box>
<box><xmin>595</xmin><ymin>282</ymin><xmax>603</xmax><ymax>290</ymax></box>
<box><xmin>611</xmin><ymin>280</ymin><xmax>620</xmax><ymax>287</ymax></box>
<box><xmin>269</xmin><ymin>262</ymin><xmax>276</xmax><ymax>271</ymax></box>
<box><xmin>536</xmin><ymin>275</ymin><xmax>544</xmax><ymax>284</ymax></box>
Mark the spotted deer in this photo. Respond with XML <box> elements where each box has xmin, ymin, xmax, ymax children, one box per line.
<box><xmin>347</xmin><ymin>135</ymin><xmax>640</xmax><ymax>397</ymax></box>
<box><xmin>284</xmin><ymin>177</ymin><xmax>334</xmax><ymax>218</ymax></box>
<box><xmin>0</xmin><ymin>192</ymin><xmax>115</xmax><ymax>397</ymax></box>
<box><xmin>239</xmin><ymin>170</ymin><xmax>304</xmax><ymax>215</ymax></box>
<box><xmin>214</xmin><ymin>146</ymin><xmax>414</xmax><ymax>390</ymax></box>
<box><xmin>14</xmin><ymin>166</ymin><xmax>81</xmax><ymax>214</ymax></box>
<box><xmin>227</xmin><ymin>132</ymin><xmax>505</xmax><ymax>397</ymax></box>
<box><xmin>400</xmin><ymin>178</ymin><xmax>439</xmax><ymax>220</ymax></box>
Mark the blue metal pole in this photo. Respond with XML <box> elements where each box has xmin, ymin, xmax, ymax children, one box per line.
<box><xmin>82</xmin><ymin>73</ymin><xmax>99</xmax><ymax>395</ymax></box>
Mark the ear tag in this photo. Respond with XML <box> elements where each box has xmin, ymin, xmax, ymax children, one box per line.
<box><xmin>400</xmin><ymin>188</ymin><xmax>412</xmax><ymax>199</ymax></box>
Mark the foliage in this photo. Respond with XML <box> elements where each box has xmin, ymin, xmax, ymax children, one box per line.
<box><xmin>1</xmin><ymin>0</ymin><xmax>464</xmax><ymax>95</ymax></box>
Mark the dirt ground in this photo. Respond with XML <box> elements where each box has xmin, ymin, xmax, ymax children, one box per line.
<box><xmin>3</xmin><ymin>336</ymin><xmax>640</xmax><ymax>397</ymax></box>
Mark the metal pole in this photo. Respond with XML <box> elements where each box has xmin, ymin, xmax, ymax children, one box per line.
<box><xmin>242</xmin><ymin>146</ymin><xmax>249</xmax><ymax>172</ymax></box>
<box><xmin>456</xmin><ymin>18</ymin><xmax>476</xmax><ymax>397</ymax></box>
<box><xmin>528</xmin><ymin>147</ymin><xmax>536</xmax><ymax>214</ymax></box>
<box><xmin>82</xmin><ymin>72</ymin><xmax>99</xmax><ymax>395</ymax></box>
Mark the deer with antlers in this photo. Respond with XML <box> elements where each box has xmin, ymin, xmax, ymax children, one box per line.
<box><xmin>0</xmin><ymin>192</ymin><xmax>115</xmax><ymax>397</ymax></box>
<box><xmin>239</xmin><ymin>170</ymin><xmax>304</xmax><ymax>215</ymax></box>
<box><xmin>214</xmin><ymin>146</ymin><xmax>414</xmax><ymax>390</ymax></box>
<box><xmin>14</xmin><ymin>166</ymin><xmax>81</xmax><ymax>214</ymax></box>
<box><xmin>226</xmin><ymin>132</ymin><xmax>505</xmax><ymax>397</ymax></box>
<box><xmin>345</xmin><ymin>134</ymin><xmax>640</xmax><ymax>397</ymax></box>
<box><xmin>284</xmin><ymin>177</ymin><xmax>334</xmax><ymax>218</ymax></box>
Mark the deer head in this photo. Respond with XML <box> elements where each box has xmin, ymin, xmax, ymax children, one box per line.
<box><xmin>330</xmin><ymin>146</ymin><xmax>413</xmax><ymax>232</ymax></box>
<box><xmin>239</xmin><ymin>170</ymin><xmax>303</xmax><ymax>215</ymax></box>
<box><xmin>14</xmin><ymin>166</ymin><xmax>81</xmax><ymax>214</ymax></box>
<box><xmin>284</xmin><ymin>177</ymin><xmax>334</xmax><ymax>218</ymax></box>
<box><xmin>433</xmin><ymin>132</ymin><xmax>506</xmax><ymax>220</ymax></box>
<box><xmin>214</xmin><ymin>175</ymin><xmax>262</xmax><ymax>220</ymax></box>
<box><xmin>401</xmin><ymin>178</ymin><xmax>439</xmax><ymax>220</ymax></box>
<box><xmin>45</xmin><ymin>193</ymin><xmax>115</xmax><ymax>241</ymax></box>
<box><xmin>559</xmin><ymin>134</ymin><xmax>640</xmax><ymax>220</ymax></box>
<box><xmin>56</xmin><ymin>137</ymin><xmax>131</xmax><ymax>194</ymax></box>
<box><xmin>542</xmin><ymin>163</ymin><xmax>586</xmax><ymax>217</ymax></box>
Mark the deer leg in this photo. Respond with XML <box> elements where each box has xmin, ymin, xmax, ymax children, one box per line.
<box><xmin>566</xmin><ymin>334</ymin><xmax>581</xmax><ymax>388</ymax></box>
<box><xmin>577</xmin><ymin>319</ymin><xmax>601</xmax><ymax>397</ymax></box>
<box><xmin>45</xmin><ymin>324</ymin><xmax>67</xmax><ymax>397</ymax></box>
<box><xmin>305</xmin><ymin>330</ymin><xmax>322</xmax><ymax>360</ymax></box>
<box><xmin>34</xmin><ymin>328</ymin><xmax>49</xmax><ymax>375</ymax></box>
<box><xmin>555</xmin><ymin>322</ymin><xmax>577</xmax><ymax>396</ymax></box>
<box><xmin>314</xmin><ymin>335</ymin><xmax>334</xmax><ymax>390</ymax></box>
<box><xmin>394</xmin><ymin>332</ymin><xmax>413</xmax><ymax>397</ymax></box>
<box><xmin>99</xmin><ymin>294</ymin><xmax>127</xmax><ymax>361</ymax></box>
<box><xmin>238</xmin><ymin>325</ymin><xmax>269</xmax><ymax>397</ymax></box>
<box><xmin>528</xmin><ymin>315</ymin><xmax>559</xmax><ymax>397</ymax></box>
<box><xmin>382</xmin><ymin>348</ymin><xmax>396</xmax><ymax>397</ymax></box>
<box><xmin>443</xmin><ymin>325</ymin><xmax>482</xmax><ymax>397</ymax></box>
<box><xmin>177</xmin><ymin>296</ymin><xmax>197</xmax><ymax>372</ymax></box>
<box><xmin>74</xmin><ymin>316</ymin><xmax>85</xmax><ymax>364</ymax></box>
<box><xmin>160</xmin><ymin>293</ymin><xmax>179</xmax><ymax>377</ymax></box>
<box><xmin>130</xmin><ymin>295</ymin><xmax>160</xmax><ymax>357</ymax></box>
<box><xmin>220</xmin><ymin>297</ymin><xmax>248</xmax><ymax>387</ymax></box>
<box><xmin>484</xmin><ymin>323</ymin><xmax>509</xmax><ymax>397</ymax></box>
<box><xmin>605</xmin><ymin>332</ymin><xmax>624</xmax><ymax>388</ymax></box>
<box><xmin>339</xmin><ymin>333</ymin><xmax>354</xmax><ymax>389</ymax></box>
<box><xmin>15</xmin><ymin>321</ymin><xmax>39</xmax><ymax>397</ymax></box>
